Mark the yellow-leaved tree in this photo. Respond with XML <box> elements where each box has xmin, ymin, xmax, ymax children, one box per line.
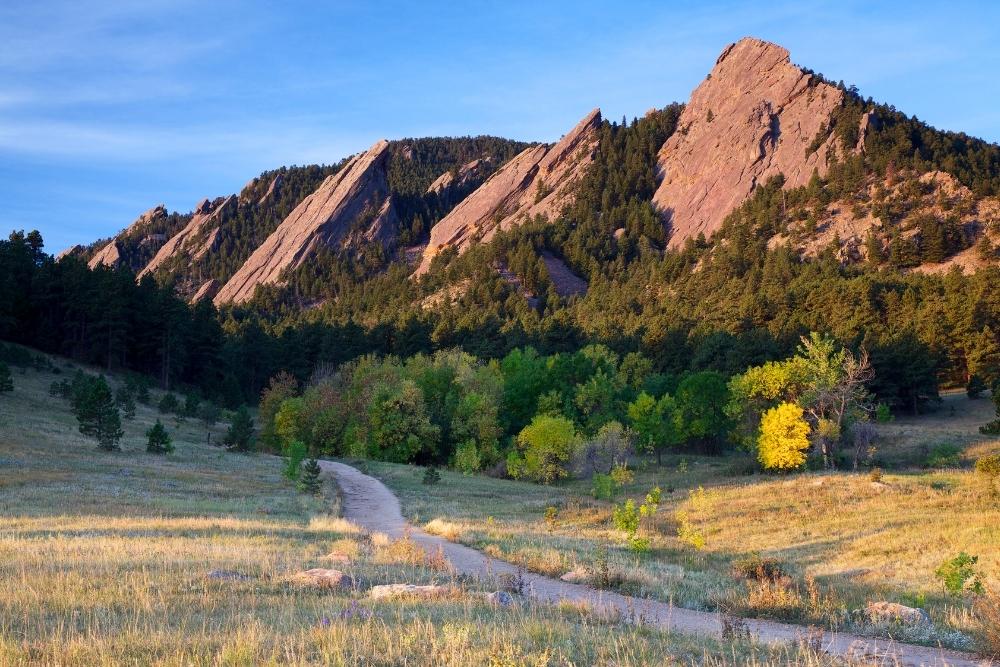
<box><xmin>757</xmin><ymin>402</ymin><xmax>811</xmax><ymax>471</ymax></box>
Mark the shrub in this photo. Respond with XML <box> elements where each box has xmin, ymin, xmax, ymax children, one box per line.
<box><xmin>612</xmin><ymin>486</ymin><xmax>660</xmax><ymax>553</ymax></box>
<box><xmin>676</xmin><ymin>511</ymin><xmax>706</xmax><ymax>550</ymax></box>
<box><xmin>508</xmin><ymin>415</ymin><xmax>577</xmax><ymax>484</ymax></box>
<box><xmin>158</xmin><ymin>393</ymin><xmax>180</xmax><ymax>415</ymax></box>
<box><xmin>422</xmin><ymin>466</ymin><xmax>441</xmax><ymax>485</ymax></box>
<box><xmin>572</xmin><ymin>421</ymin><xmax>634</xmax><ymax>478</ymax></box>
<box><xmin>757</xmin><ymin>402</ymin><xmax>811</xmax><ymax>471</ymax></box>
<box><xmin>732</xmin><ymin>553</ymin><xmax>787</xmax><ymax>583</ymax></box>
<box><xmin>183</xmin><ymin>394</ymin><xmax>200</xmax><ymax>418</ymax></box>
<box><xmin>591</xmin><ymin>473</ymin><xmax>616</xmax><ymax>500</ymax></box>
<box><xmin>974</xmin><ymin>589</ymin><xmax>1000</xmax><ymax>657</ymax></box>
<box><xmin>199</xmin><ymin>402</ymin><xmax>221</xmax><ymax>427</ymax></box>
<box><xmin>976</xmin><ymin>454</ymin><xmax>1000</xmax><ymax>499</ymax></box>
<box><xmin>935</xmin><ymin>552</ymin><xmax>984</xmax><ymax>596</ymax></box>
<box><xmin>869</xmin><ymin>467</ymin><xmax>883</xmax><ymax>483</ymax></box>
<box><xmin>925</xmin><ymin>443</ymin><xmax>962</xmax><ymax>468</ymax></box>
<box><xmin>875</xmin><ymin>403</ymin><xmax>894</xmax><ymax>423</ymax></box>
<box><xmin>282</xmin><ymin>440</ymin><xmax>308</xmax><ymax>480</ymax></box>
<box><xmin>544</xmin><ymin>506</ymin><xmax>558</xmax><ymax>532</ymax></box>
<box><xmin>145</xmin><ymin>420</ymin><xmax>173</xmax><ymax>454</ymax></box>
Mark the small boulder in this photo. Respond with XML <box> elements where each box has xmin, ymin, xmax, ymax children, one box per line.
<box><xmin>865</xmin><ymin>601</ymin><xmax>931</xmax><ymax>626</ymax></box>
<box><xmin>484</xmin><ymin>590</ymin><xmax>515</xmax><ymax>607</ymax></box>
<box><xmin>560</xmin><ymin>567</ymin><xmax>588</xmax><ymax>584</ymax></box>
<box><xmin>321</xmin><ymin>551</ymin><xmax>352</xmax><ymax>565</ymax></box>
<box><xmin>295</xmin><ymin>568</ymin><xmax>354</xmax><ymax>590</ymax></box>
<box><xmin>368</xmin><ymin>584</ymin><xmax>452</xmax><ymax>601</ymax></box>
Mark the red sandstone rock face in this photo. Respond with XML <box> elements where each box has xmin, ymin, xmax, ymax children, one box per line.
<box><xmin>214</xmin><ymin>139</ymin><xmax>397</xmax><ymax>305</ymax></box>
<box><xmin>88</xmin><ymin>205</ymin><xmax>168</xmax><ymax>269</ymax></box>
<box><xmin>139</xmin><ymin>196</ymin><xmax>237</xmax><ymax>278</ymax></box>
<box><xmin>415</xmin><ymin>109</ymin><xmax>601</xmax><ymax>275</ymax></box>
<box><xmin>426</xmin><ymin>157</ymin><xmax>492</xmax><ymax>197</ymax></box>
<box><xmin>653</xmin><ymin>38</ymin><xmax>845</xmax><ymax>248</ymax></box>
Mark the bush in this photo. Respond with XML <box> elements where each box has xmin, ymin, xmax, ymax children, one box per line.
<box><xmin>612</xmin><ymin>486</ymin><xmax>660</xmax><ymax>553</ymax></box>
<box><xmin>925</xmin><ymin>443</ymin><xmax>962</xmax><ymax>468</ymax></box>
<box><xmin>158</xmin><ymin>393</ymin><xmax>180</xmax><ymax>415</ymax></box>
<box><xmin>732</xmin><ymin>553</ymin><xmax>787</xmax><ymax>582</ymax></box>
<box><xmin>591</xmin><ymin>473</ymin><xmax>616</xmax><ymax>500</ymax></box>
<box><xmin>422</xmin><ymin>467</ymin><xmax>441</xmax><ymax>485</ymax></box>
<box><xmin>976</xmin><ymin>454</ymin><xmax>1000</xmax><ymax>478</ymax></box>
<box><xmin>935</xmin><ymin>552</ymin><xmax>984</xmax><ymax>596</ymax></box>
<box><xmin>507</xmin><ymin>415</ymin><xmax>577</xmax><ymax>484</ymax></box>
<box><xmin>282</xmin><ymin>440</ymin><xmax>308</xmax><ymax>480</ymax></box>
<box><xmin>572</xmin><ymin>421</ymin><xmax>634</xmax><ymax>478</ymax></box>
<box><xmin>875</xmin><ymin>403</ymin><xmax>894</xmax><ymax>423</ymax></box>
<box><xmin>975</xmin><ymin>589</ymin><xmax>1000</xmax><ymax>657</ymax></box>
<box><xmin>146</xmin><ymin>420</ymin><xmax>173</xmax><ymax>454</ymax></box>
<box><xmin>453</xmin><ymin>440</ymin><xmax>481</xmax><ymax>474</ymax></box>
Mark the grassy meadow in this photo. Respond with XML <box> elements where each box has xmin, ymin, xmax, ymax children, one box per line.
<box><xmin>0</xmin><ymin>352</ymin><xmax>860</xmax><ymax>666</ymax></box>
<box><xmin>366</xmin><ymin>392</ymin><xmax>1000</xmax><ymax>653</ymax></box>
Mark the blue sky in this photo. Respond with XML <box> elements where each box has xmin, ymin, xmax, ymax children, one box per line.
<box><xmin>2</xmin><ymin>1</ymin><xmax>998</xmax><ymax>253</ymax></box>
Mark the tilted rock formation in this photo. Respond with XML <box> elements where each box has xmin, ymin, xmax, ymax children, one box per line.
<box><xmin>214</xmin><ymin>140</ymin><xmax>397</xmax><ymax>305</ymax></box>
<box><xmin>415</xmin><ymin>109</ymin><xmax>601</xmax><ymax>275</ymax></box>
<box><xmin>139</xmin><ymin>196</ymin><xmax>237</xmax><ymax>278</ymax></box>
<box><xmin>190</xmin><ymin>279</ymin><xmax>220</xmax><ymax>303</ymax></box>
<box><xmin>88</xmin><ymin>205</ymin><xmax>168</xmax><ymax>269</ymax></box>
<box><xmin>55</xmin><ymin>245</ymin><xmax>84</xmax><ymax>261</ymax></box>
<box><xmin>653</xmin><ymin>38</ymin><xmax>846</xmax><ymax>248</ymax></box>
<box><xmin>427</xmin><ymin>157</ymin><xmax>492</xmax><ymax>197</ymax></box>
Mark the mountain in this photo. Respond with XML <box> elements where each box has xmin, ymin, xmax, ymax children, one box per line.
<box><xmin>652</xmin><ymin>38</ymin><xmax>848</xmax><ymax>247</ymax></box>
<box><xmin>215</xmin><ymin>140</ymin><xmax>398</xmax><ymax>305</ymax></box>
<box><xmin>415</xmin><ymin>108</ymin><xmax>602</xmax><ymax>275</ymax></box>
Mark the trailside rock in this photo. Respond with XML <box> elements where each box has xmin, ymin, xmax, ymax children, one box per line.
<box><xmin>88</xmin><ymin>205</ymin><xmax>168</xmax><ymax>269</ymax></box>
<box><xmin>864</xmin><ymin>601</ymin><xmax>931</xmax><ymax>626</ymax></box>
<box><xmin>653</xmin><ymin>38</ymin><xmax>846</xmax><ymax>248</ymax></box>
<box><xmin>294</xmin><ymin>568</ymin><xmax>355</xmax><ymax>590</ymax></box>
<box><xmin>139</xmin><ymin>196</ymin><xmax>237</xmax><ymax>278</ymax></box>
<box><xmin>415</xmin><ymin>109</ymin><xmax>601</xmax><ymax>275</ymax></box>
<box><xmin>214</xmin><ymin>140</ymin><xmax>397</xmax><ymax>305</ymax></box>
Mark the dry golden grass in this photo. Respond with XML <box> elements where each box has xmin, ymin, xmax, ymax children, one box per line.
<box><xmin>0</xmin><ymin>351</ymin><xmax>860</xmax><ymax>665</ymax></box>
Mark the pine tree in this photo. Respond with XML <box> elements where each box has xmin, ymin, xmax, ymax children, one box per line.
<box><xmin>75</xmin><ymin>376</ymin><xmax>123</xmax><ymax>451</ymax></box>
<box><xmin>298</xmin><ymin>457</ymin><xmax>322</xmax><ymax>494</ymax></box>
<box><xmin>122</xmin><ymin>392</ymin><xmax>136</xmax><ymax>420</ymax></box>
<box><xmin>0</xmin><ymin>362</ymin><xmax>13</xmax><ymax>393</ymax></box>
<box><xmin>223</xmin><ymin>406</ymin><xmax>255</xmax><ymax>452</ymax></box>
<box><xmin>146</xmin><ymin>420</ymin><xmax>173</xmax><ymax>454</ymax></box>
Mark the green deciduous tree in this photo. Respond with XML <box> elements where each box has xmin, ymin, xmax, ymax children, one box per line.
<box><xmin>508</xmin><ymin>414</ymin><xmax>577</xmax><ymax>484</ymax></box>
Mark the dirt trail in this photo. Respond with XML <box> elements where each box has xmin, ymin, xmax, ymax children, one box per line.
<box><xmin>318</xmin><ymin>460</ymin><xmax>990</xmax><ymax>667</ymax></box>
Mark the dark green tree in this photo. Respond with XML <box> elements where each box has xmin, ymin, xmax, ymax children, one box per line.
<box><xmin>0</xmin><ymin>362</ymin><xmax>12</xmax><ymax>393</ymax></box>
<box><xmin>298</xmin><ymin>457</ymin><xmax>322</xmax><ymax>494</ymax></box>
<box><xmin>146</xmin><ymin>420</ymin><xmax>173</xmax><ymax>454</ymax></box>
<box><xmin>223</xmin><ymin>406</ymin><xmax>255</xmax><ymax>452</ymax></box>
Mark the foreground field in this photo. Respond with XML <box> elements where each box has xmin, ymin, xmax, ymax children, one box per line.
<box><xmin>366</xmin><ymin>393</ymin><xmax>1000</xmax><ymax>653</ymax></box>
<box><xmin>0</xmin><ymin>355</ymin><xmax>852</xmax><ymax>665</ymax></box>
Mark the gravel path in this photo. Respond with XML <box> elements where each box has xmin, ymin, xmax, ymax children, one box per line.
<box><xmin>318</xmin><ymin>460</ymin><xmax>991</xmax><ymax>667</ymax></box>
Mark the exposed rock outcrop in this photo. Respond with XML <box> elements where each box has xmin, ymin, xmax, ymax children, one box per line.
<box><xmin>139</xmin><ymin>196</ymin><xmax>237</xmax><ymax>278</ymax></box>
<box><xmin>56</xmin><ymin>245</ymin><xmax>84</xmax><ymax>261</ymax></box>
<box><xmin>190</xmin><ymin>279</ymin><xmax>220</xmax><ymax>304</ymax></box>
<box><xmin>427</xmin><ymin>157</ymin><xmax>492</xmax><ymax>197</ymax></box>
<box><xmin>541</xmin><ymin>252</ymin><xmax>587</xmax><ymax>298</ymax></box>
<box><xmin>214</xmin><ymin>140</ymin><xmax>397</xmax><ymax>305</ymax></box>
<box><xmin>653</xmin><ymin>38</ymin><xmax>846</xmax><ymax>248</ymax></box>
<box><xmin>88</xmin><ymin>205</ymin><xmax>168</xmax><ymax>269</ymax></box>
<box><xmin>415</xmin><ymin>109</ymin><xmax>602</xmax><ymax>275</ymax></box>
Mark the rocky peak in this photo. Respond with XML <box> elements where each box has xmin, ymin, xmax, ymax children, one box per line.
<box><xmin>652</xmin><ymin>37</ymin><xmax>847</xmax><ymax>247</ymax></box>
<box><xmin>415</xmin><ymin>108</ymin><xmax>601</xmax><ymax>275</ymax></box>
<box><xmin>214</xmin><ymin>139</ymin><xmax>397</xmax><ymax>305</ymax></box>
<box><xmin>88</xmin><ymin>205</ymin><xmax>168</xmax><ymax>269</ymax></box>
<box><xmin>139</xmin><ymin>196</ymin><xmax>237</xmax><ymax>278</ymax></box>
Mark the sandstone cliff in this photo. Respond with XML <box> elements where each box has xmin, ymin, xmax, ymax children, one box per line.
<box><xmin>214</xmin><ymin>139</ymin><xmax>397</xmax><ymax>305</ymax></box>
<box><xmin>415</xmin><ymin>109</ymin><xmax>601</xmax><ymax>275</ymax></box>
<box><xmin>427</xmin><ymin>157</ymin><xmax>492</xmax><ymax>197</ymax></box>
<box><xmin>88</xmin><ymin>205</ymin><xmax>169</xmax><ymax>269</ymax></box>
<box><xmin>139</xmin><ymin>196</ymin><xmax>237</xmax><ymax>278</ymax></box>
<box><xmin>653</xmin><ymin>38</ymin><xmax>845</xmax><ymax>248</ymax></box>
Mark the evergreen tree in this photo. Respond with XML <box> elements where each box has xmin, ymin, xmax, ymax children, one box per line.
<box><xmin>0</xmin><ymin>362</ymin><xmax>12</xmax><ymax>393</ymax></box>
<box><xmin>146</xmin><ymin>420</ymin><xmax>173</xmax><ymax>454</ymax></box>
<box><xmin>223</xmin><ymin>406</ymin><xmax>255</xmax><ymax>452</ymax></box>
<box><xmin>73</xmin><ymin>375</ymin><xmax>123</xmax><ymax>450</ymax></box>
<box><xmin>298</xmin><ymin>457</ymin><xmax>322</xmax><ymax>494</ymax></box>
